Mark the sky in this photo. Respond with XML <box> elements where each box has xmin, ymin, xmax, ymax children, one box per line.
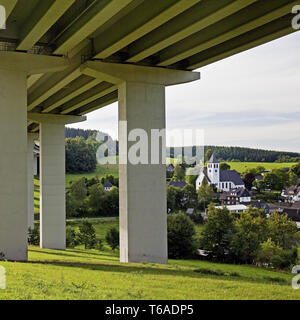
<box><xmin>68</xmin><ymin>31</ymin><xmax>300</xmax><ymax>153</ymax></box>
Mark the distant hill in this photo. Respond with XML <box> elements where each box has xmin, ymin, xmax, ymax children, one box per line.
<box><xmin>167</xmin><ymin>145</ymin><xmax>300</xmax><ymax>163</ymax></box>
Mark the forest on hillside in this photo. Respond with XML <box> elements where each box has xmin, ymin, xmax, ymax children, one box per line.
<box><xmin>66</xmin><ymin>128</ymin><xmax>299</xmax><ymax>163</ymax></box>
<box><xmin>168</xmin><ymin>145</ymin><xmax>299</xmax><ymax>163</ymax></box>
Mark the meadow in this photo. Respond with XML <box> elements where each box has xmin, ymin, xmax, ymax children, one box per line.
<box><xmin>1</xmin><ymin>244</ymin><xmax>299</xmax><ymax>299</ymax></box>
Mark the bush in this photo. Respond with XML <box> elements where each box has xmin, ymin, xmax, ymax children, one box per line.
<box><xmin>28</xmin><ymin>227</ymin><xmax>40</xmax><ymax>246</ymax></box>
<box><xmin>66</xmin><ymin>226</ymin><xmax>79</xmax><ymax>248</ymax></box>
<box><xmin>77</xmin><ymin>220</ymin><xmax>97</xmax><ymax>249</ymax></box>
<box><xmin>256</xmin><ymin>239</ymin><xmax>298</xmax><ymax>269</ymax></box>
<box><xmin>188</xmin><ymin>212</ymin><xmax>204</xmax><ymax>225</ymax></box>
<box><xmin>167</xmin><ymin>212</ymin><xmax>196</xmax><ymax>259</ymax></box>
<box><xmin>105</xmin><ymin>228</ymin><xmax>119</xmax><ymax>251</ymax></box>
<box><xmin>96</xmin><ymin>239</ymin><xmax>104</xmax><ymax>251</ymax></box>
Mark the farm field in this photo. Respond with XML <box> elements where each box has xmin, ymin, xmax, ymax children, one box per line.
<box><xmin>227</xmin><ymin>162</ymin><xmax>297</xmax><ymax>173</ymax></box>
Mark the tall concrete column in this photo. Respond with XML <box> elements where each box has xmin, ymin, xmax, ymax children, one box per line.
<box><xmin>28</xmin><ymin>113</ymin><xmax>86</xmax><ymax>250</ymax></box>
<box><xmin>39</xmin><ymin>122</ymin><xmax>66</xmax><ymax>250</ymax></box>
<box><xmin>81</xmin><ymin>61</ymin><xmax>200</xmax><ymax>264</ymax></box>
<box><xmin>27</xmin><ymin>133</ymin><xmax>37</xmax><ymax>231</ymax></box>
<box><xmin>0</xmin><ymin>52</ymin><xmax>68</xmax><ymax>261</ymax></box>
<box><xmin>119</xmin><ymin>81</ymin><xmax>168</xmax><ymax>263</ymax></box>
<box><xmin>0</xmin><ymin>70</ymin><xmax>28</xmax><ymax>261</ymax></box>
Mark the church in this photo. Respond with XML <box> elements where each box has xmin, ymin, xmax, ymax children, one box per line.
<box><xmin>196</xmin><ymin>155</ymin><xmax>245</xmax><ymax>192</ymax></box>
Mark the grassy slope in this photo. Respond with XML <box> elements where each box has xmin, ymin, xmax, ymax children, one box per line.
<box><xmin>1</xmin><ymin>246</ymin><xmax>299</xmax><ymax>300</ymax></box>
<box><xmin>227</xmin><ymin>162</ymin><xmax>296</xmax><ymax>173</ymax></box>
<box><xmin>1</xmin><ymin>218</ymin><xmax>299</xmax><ymax>300</ymax></box>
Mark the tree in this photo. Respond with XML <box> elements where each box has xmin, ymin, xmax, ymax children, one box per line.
<box><xmin>291</xmin><ymin>162</ymin><xmax>300</xmax><ymax>177</ymax></box>
<box><xmin>262</xmin><ymin>169</ymin><xmax>289</xmax><ymax>191</ymax></box>
<box><xmin>167</xmin><ymin>213</ymin><xmax>196</xmax><ymax>259</ymax></box>
<box><xmin>230</xmin><ymin>208</ymin><xmax>267</xmax><ymax>263</ymax></box>
<box><xmin>28</xmin><ymin>226</ymin><xmax>40</xmax><ymax>246</ymax></box>
<box><xmin>87</xmin><ymin>184</ymin><xmax>106</xmax><ymax>216</ymax></box>
<box><xmin>243</xmin><ymin>172</ymin><xmax>255</xmax><ymax>190</ymax></box>
<box><xmin>199</xmin><ymin>205</ymin><xmax>234</xmax><ymax>261</ymax></box>
<box><xmin>167</xmin><ymin>185</ymin><xmax>177</xmax><ymax>212</ymax></box>
<box><xmin>182</xmin><ymin>184</ymin><xmax>197</xmax><ymax>209</ymax></box>
<box><xmin>205</xmin><ymin>149</ymin><xmax>213</xmax><ymax>163</ymax></box>
<box><xmin>197</xmin><ymin>182</ymin><xmax>214</xmax><ymax>209</ymax></box>
<box><xmin>65</xmin><ymin>137</ymin><xmax>97</xmax><ymax>173</ymax></box>
<box><xmin>66</xmin><ymin>178</ymin><xmax>88</xmax><ymax>217</ymax></box>
<box><xmin>220</xmin><ymin>163</ymin><xmax>231</xmax><ymax>170</ymax></box>
<box><xmin>78</xmin><ymin>220</ymin><xmax>97</xmax><ymax>249</ymax></box>
<box><xmin>266</xmin><ymin>212</ymin><xmax>300</xmax><ymax>249</ymax></box>
<box><xmin>66</xmin><ymin>226</ymin><xmax>79</xmax><ymax>248</ymax></box>
<box><xmin>106</xmin><ymin>228</ymin><xmax>119</xmax><ymax>250</ymax></box>
<box><xmin>172</xmin><ymin>165</ymin><xmax>185</xmax><ymax>181</ymax></box>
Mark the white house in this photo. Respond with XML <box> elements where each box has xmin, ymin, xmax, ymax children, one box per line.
<box><xmin>282</xmin><ymin>185</ymin><xmax>300</xmax><ymax>203</ymax></box>
<box><xmin>196</xmin><ymin>154</ymin><xmax>245</xmax><ymax>192</ymax></box>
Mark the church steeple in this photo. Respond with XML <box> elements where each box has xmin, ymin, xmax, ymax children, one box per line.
<box><xmin>207</xmin><ymin>154</ymin><xmax>220</xmax><ymax>185</ymax></box>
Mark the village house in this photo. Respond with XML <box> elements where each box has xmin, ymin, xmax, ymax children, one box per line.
<box><xmin>219</xmin><ymin>188</ymin><xmax>251</xmax><ymax>205</ymax></box>
<box><xmin>169</xmin><ymin>180</ymin><xmax>187</xmax><ymax>189</ymax></box>
<box><xmin>281</xmin><ymin>185</ymin><xmax>300</xmax><ymax>203</ymax></box>
<box><xmin>103</xmin><ymin>180</ymin><xmax>113</xmax><ymax>192</ymax></box>
<box><xmin>196</xmin><ymin>155</ymin><xmax>245</xmax><ymax>192</ymax></box>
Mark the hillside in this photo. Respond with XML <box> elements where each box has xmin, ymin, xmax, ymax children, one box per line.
<box><xmin>1</xmin><ymin>245</ymin><xmax>298</xmax><ymax>300</ymax></box>
<box><xmin>168</xmin><ymin>146</ymin><xmax>299</xmax><ymax>162</ymax></box>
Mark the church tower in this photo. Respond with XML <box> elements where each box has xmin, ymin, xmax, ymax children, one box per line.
<box><xmin>207</xmin><ymin>154</ymin><xmax>220</xmax><ymax>185</ymax></box>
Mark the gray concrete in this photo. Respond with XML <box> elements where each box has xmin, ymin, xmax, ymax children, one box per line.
<box><xmin>0</xmin><ymin>69</ymin><xmax>28</xmax><ymax>261</ymax></box>
<box><xmin>82</xmin><ymin>62</ymin><xmax>200</xmax><ymax>264</ymax></box>
<box><xmin>119</xmin><ymin>81</ymin><xmax>168</xmax><ymax>263</ymax></box>
<box><xmin>27</xmin><ymin>133</ymin><xmax>36</xmax><ymax>231</ymax></box>
<box><xmin>40</xmin><ymin>122</ymin><xmax>66</xmax><ymax>250</ymax></box>
<box><xmin>32</xmin><ymin>114</ymin><xmax>86</xmax><ymax>250</ymax></box>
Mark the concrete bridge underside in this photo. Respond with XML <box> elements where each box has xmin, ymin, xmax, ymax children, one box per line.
<box><xmin>0</xmin><ymin>0</ymin><xmax>298</xmax><ymax>262</ymax></box>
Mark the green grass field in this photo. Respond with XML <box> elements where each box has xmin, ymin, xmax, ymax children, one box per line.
<box><xmin>1</xmin><ymin>245</ymin><xmax>299</xmax><ymax>300</ymax></box>
<box><xmin>227</xmin><ymin>162</ymin><xmax>297</xmax><ymax>173</ymax></box>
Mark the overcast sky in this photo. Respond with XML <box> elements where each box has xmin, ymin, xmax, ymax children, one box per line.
<box><xmin>68</xmin><ymin>32</ymin><xmax>300</xmax><ymax>153</ymax></box>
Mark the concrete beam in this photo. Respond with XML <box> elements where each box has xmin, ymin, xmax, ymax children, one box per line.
<box><xmin>93</xmin><ymin>0</ymin><xmax>201</xmax><ymax>59</ymax></box>
<box><xmin>76</xmin><ymin>91</ymin><xmax>118</xmax><ymax>115</ymax></box>
<box><xmin>60</xmin><ymin>82</ymin><xmax>117</xmax><ymax>115</ymax></box>
<box><xmin>27</xmin><ymin>67</ymin><xmax>81</xmax><ymax>111</ymax></box>
<box><xmin>158</xmin><ymin>1</ymin><xmax>297</xmax><ymax>67</ymax></box>
<box><xmin>28</xmin><ymin>112</ymin><xmax>86</xmax><ymax>125</ymax></box>
<box><xmin>41</xmin><ymin>77</ymin><xmax>101</xmax><ymax>113</ymax></box>
<box><xmin>0</xmin><ymin>0</ymin><xmax>18</xmax><ymax>18</ymax></box>
<box><xmin>187</xmin><ymin>22</ymin><xmax>295</xmax><ymax>70</ymax></box>
<box><xmin>53</xmin><ymin>0</ymin><xmax>135</xmax><ymax>55</ymax></box>
<box><xmin>81</xmin><ymin>61</ymin><xmax>200</xmax><ymax>86</ymax></box>
<box><xmin>17</xmin><ymin>0</ymin><xmax>75</xmax><ymax>51</ymax></box>
<box><xmin>127</xmin><ymin>0</ymin><xmax>257</xmax><ymax>63</ymax></box>
<box><xmin>0</xmin><ymin>51</ymin><xmax>69</xmax><ymax>75</ymax></box>
<box><xmin>27</xmin><ymin>74</ymin><xmax>44</xmax><ymax>90</ymax></box>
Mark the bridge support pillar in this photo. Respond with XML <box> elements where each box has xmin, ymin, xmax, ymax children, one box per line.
<box><xmin>28</xmin><ymin>113</ymin><xmax>86</xmax><ymax>250</ymax></box>
<box><xmin>0</xmin><ymin>70</ymin><xmax>28</xmax><ymax>261</ymax></box>
<box><xmin>27</xmin><ymin>133</ymin><xmax>37</xmax><ymax>231</ymax></box>
<box><xmin>81</xmin><ymin>61</ymin><xmax>200</xmax><ymax>264</ymax></box>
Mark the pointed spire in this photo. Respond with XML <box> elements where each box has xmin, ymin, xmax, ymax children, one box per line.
<box><xmin>207</xmin><ymin>154</ymin><xmax>219</xmax><ymax>163</ymax></box>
